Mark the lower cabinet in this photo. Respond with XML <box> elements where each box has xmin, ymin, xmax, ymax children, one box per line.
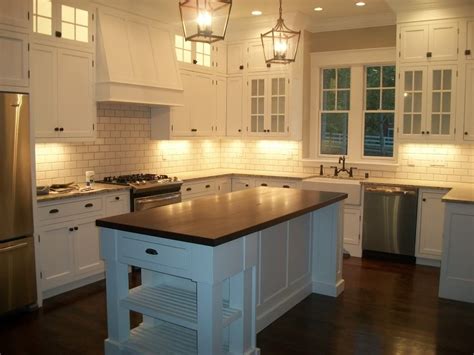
<box><xmin>37</xmin><ymin>191</ymin><xmax>130</xmax><ymax>297</ymax></box>
<box><xmin>416</xmin><ymin>189</ymin><xmax>447</xmax><ymax>262</ymax></box>
<box><xmin>343</xmin><ymin>207</ymin><xmax>361</xmax><ymax>252</ymax></box>
<box><xmin>231</xmin><ymin>177</ymin><xmax>255</xmax><ymax>191</ymax></box>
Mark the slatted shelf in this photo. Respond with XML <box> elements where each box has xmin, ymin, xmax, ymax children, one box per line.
<box><xmin>121</xmin><ymin>284</ymin><xmax>242</xmax><ymax>330</ymax></box>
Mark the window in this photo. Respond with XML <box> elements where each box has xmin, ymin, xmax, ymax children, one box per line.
<box><xmin>175</xmin><ymin>34</ymin><xmax>192</xmax><ymax>64</ymax></box>
<box><xmin>61</xmin><ymin>5</ymin><xmax>89</xmax><ymax>43</ymax></box>
<box><xmin>363</xmin><ymin>65</ymin><xmax>395</xmax><ymax>157</ymax></box>
<box><xmin>33</xmin><ymin>0</ymin><xmax>52</xmax><ymax>35</ymax></box>
<box><xmin>320</xmin><ymin>68</ymin><xmax>350</xmax><ymax>155</ymax></box>
<box><xmin>195</xmin><ymin>42</ymin><xmax>211</xmax><ymax>67</ymax></box>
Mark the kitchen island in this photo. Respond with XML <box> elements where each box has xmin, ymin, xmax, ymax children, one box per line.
<box><xmin>96</xmin><ymin>187</ymin><xmax>347</xmax><ymax>354</ymax></box>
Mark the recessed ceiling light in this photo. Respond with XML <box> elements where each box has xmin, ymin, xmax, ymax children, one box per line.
<box><xmin>314</xmin><ymin>7</ymin><xmax>323</xmax><ymax>11</ymax></box>
<box><xmin>355</xmin><ymin>1</ymin><xmax>366</xmax><ymax>6</ymax></box>
<box><xmin>251</xmin><ymin>10</ymin><xmax>262</xmax><ymax>16</ymax></box>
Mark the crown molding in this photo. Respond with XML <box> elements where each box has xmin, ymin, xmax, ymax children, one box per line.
<box><xmin>307</xmin><ymin>12</ymin><xmax>396</xmax><ymax>33</ymax></box>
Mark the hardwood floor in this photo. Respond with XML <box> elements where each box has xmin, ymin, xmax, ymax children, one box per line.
<box><xmin>1</xmin><ymin>258</ymin><xmax>473</xmax><ymax>355</ymax></box>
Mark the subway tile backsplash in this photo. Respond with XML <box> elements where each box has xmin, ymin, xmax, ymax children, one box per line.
<box><xmin>35</xmin><ymin>103</ymin><xmax>474</xmax><ymax>186</ymax></box>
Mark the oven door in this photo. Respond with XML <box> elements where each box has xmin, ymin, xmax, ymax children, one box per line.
<box><xmin>134</xmin><ymin>192</ymin><xmax>182</xmax><ymax>212</ymax></box>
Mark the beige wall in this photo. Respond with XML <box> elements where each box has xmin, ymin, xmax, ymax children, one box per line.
<box><xmin>311</xmin><ymin>25</ymin><xmax>396</xmax><ymax>52</ymax></box>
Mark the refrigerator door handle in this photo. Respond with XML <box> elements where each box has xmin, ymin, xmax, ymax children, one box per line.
<box><xmin>0</xmin><ymin>242</ymin><xmax>28</xmax><ymax>253</ymax></box>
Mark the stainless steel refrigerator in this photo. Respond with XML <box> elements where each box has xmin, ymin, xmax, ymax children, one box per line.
<box><xmin>0</xmin><ymin>92</ymin><xmax>37</xmax><ymax>314</ymax></box>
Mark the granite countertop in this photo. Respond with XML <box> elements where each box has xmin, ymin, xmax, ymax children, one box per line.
<box><xmin>178</xmin><ymin>169</ymin><xmax>317</xmax><ymax>181</ymax></box>
<box><xmin>37</xmin><ymin>183</ymin><xmax>130</xmax><ymax>203</ymax></box>
<box><xmin>96</xmin><ymin>187</ymin><xmax>347</xmax><ymax>246</ymax></box>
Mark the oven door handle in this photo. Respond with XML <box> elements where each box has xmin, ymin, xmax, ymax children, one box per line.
<box><xmin>135</xmin><ymin>194</ymin><xmax>181</xmax><ymax>205</ymax></box>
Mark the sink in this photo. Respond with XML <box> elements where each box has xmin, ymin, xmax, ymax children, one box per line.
<box><xmin>78</xmin><ymin>187</ymin><xmax>106</xmax><ymax>193</ymax></box>
<box><xmin>310</xmin><ymin>175</ymin><xmax>366</xmax><ymax>181</ymax></box>
<box><xmin>302</xmin><ymin>177</ymin><xmax>362</xmax><ymax>205</ymax></box>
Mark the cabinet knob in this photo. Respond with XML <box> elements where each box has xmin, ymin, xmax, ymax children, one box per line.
<box><xmin>465</xmin><ymin>49</ymin><xmax>472</xmax><ymax>56</ymax></box>
<box><xmin>245</xmin><ymin>184</ymin><xmax>249</xmax><ymax>187</ymax></box>
<box><xmin>49</xmin><ymin>209</ymin><xmax>59</xmax><ymax>214</ymax></box>
<box><xmin>465</xmin><ymin>131</ymin><xmax>469</xmax><ymax>135</ymax></box>
<box><xmin>54</xmin><ymin>127</ymin><xmax>59</xmax><ymax>132</ymax></box>
<box><xmin>145</xmin><ymin>248</ymin><xmax>158</xmax><ymax>256</ymax></box>
<box><xmin>191</xmin><ymin>128</ymin><xmax>197</xmax><ymax>132</ymax></box>
<box><xmin>193</xmin><ymin>59</ymin><xmax>198</xmax><ymax>64</ymax></box>
<box><xmin>421</xmin><ymin>131</ymin><xmax>425</xmax><ymax>135</ymax></box>
<box><xmin>74</xmin><ymin>226</ymin><xmax>78</xmax><ymax>231</ymax></box>
<box><xmin>426</xmin><ymin>131</ymin><xmax>430</xmax><ymax>135</ymax></box>
<box><xmin>115</xmin><ymin>196</ymin><xmax>120</xmax><ymax>200</ymax></box>
<box><xmin>426</xmin><ymin>52</ymin><xmax>432</xmax><ymax>58</ymax></box>
<box><xmin>69</xmin><ymin>227</ymin><xmax>74</xmax><ymax>232</ymax></box>
<box><xmin>205</xmin><ymin>185</ymin><xmax>211</xmax><ymax>188</ymax></box>
<box><xmin>186</xmin><ymin>187</ymin><xmax>192</xmax><ymax>191</ymax></box>
<box><xmin>238</xmin><ymin>129</ymin><xmax>242</xmax><ymax>132</ymax></box>
<box><xmin>267</xmin><ymin>63</ymin><xmax>271</xmax><ymax>68</ymax></box>
<box><xmin>261</xmin><ymin>183</ymin><xmax>268</xmax><ymax>186</ymax></box>
<box><xmin>283</xmin><ymin>185</ymin><xmax>290</xmax><ymax>188</ymax></box>
<box><xmin>59</xmin><ymin>127</ymin><xmax>64</xmax><ymax>132</ymax></box>
<box><xmin>422</xmin><ymin>198</ymin><xmax>426</xmax><ymax>202</ymax></box>
<box><xmin>55</xmin><ymin>31</ymin><xmax>62</xmax><ymax>38</ymax></box>
<box><xmin>239</xmin><ymin>65</ymin><xmax>244</xmax><ymax>70</ymax></box>
<box><xmin>85</xmin><ymin>203</ymin><xmax>94</xmax><ymax>208</ymax></box>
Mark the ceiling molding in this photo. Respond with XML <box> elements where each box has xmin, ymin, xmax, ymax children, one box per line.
<box><xmin>306</xmin><ymin>12</ymin><xmax>396</xmax><ymax>33</ymax></box>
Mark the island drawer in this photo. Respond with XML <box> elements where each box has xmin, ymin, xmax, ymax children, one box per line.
<box><xmin>38</xmin><ymin>197</ymin><xmax>103</xmax><ymax>223</ymax></box>
<box><xmin>118</xmin><ymin>236</ymin><xmax>189</xmax><ymax>271</ymax></box>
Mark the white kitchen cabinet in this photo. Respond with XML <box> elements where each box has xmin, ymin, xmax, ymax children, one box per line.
<box><xmin>398</xmin><ymin>65</ymin><xmax>457</xmax><ymax>140</ymax></box>
<box><xmin>212</xmin><ymin>42</ymin><xmax>226</xmax><ymax>74</ymax></box>
<box><xmin>37</xmin><ymin>191</ymin><xmax>130</xmax><ymax>298</ymax></box>
<box><xmin>181</xmin><ymin>179</ymin><xmax>217</xmax><ymax>201</ymax></box>
<box><xmin>231</xmin><ymin>177</ymin><xmax>255</xmax><ymax>191</ymax></box>
<box><xmin>0</xmin><ymin>0</ymin><xmax>30</xmax><ymax>30</ymax></box>
<box><xmin>227</xmin><ymin>42</ymin><xmax>245</xmax><ymax>74</ymax></box>
<box><xmin>226</xmin><ymin>76</ymin><xmax>245</xmax><ymax>136</ymax></box>
<box><xmin>399</xmin><ymin>21</ymin><xmax>459</xmax><ymax>63</ymax></box>
<box><xmin>31</xmin><ymin>43</ymin><xmax>96</xmax><ymax>139</ymax></box>
<box><xmin>0</xmin><ymin>29</ymin><xmax>29</xmax><ymax>89</ymax></box>
<box><xmin>343</xmin><ymin>207</ymin><xmax>361</xmax><ymax>248</ymax></box>
<box><xmin>247</xmin><ymin>40</ymin><xmax>269</xmax><ymax>73</ymax></box>
<box><xmin>247</xmin><ymin>75</ymin><xmax>290</xmax><ymax>137</ymax></box>
<box><xmin>464</xmin><ymin>63</ymin><xmax>474</xmax><ymax>140</ymax></box>
<box><xmin>38</xmin><ymin>221</ymin><xmax>75</xmax><ymax>291</ymax></box>
<box><xmin>170</xmin><ymin>70</ymin><xmax>193</xmax><ymax>137</ymax></box>
<box><xmin>216</xmin><ymin>178</ymin><xmax>231</xmax><ymax>194</ymax></box>
<box><xmin>254</xmin><ymin>178</ymin><xmax>299</xmax><ymax>189</ymax></box>
<box><xmin>416</xmin><ymin>189</ymin><xmax>447</xmax><ymax>262</ymax></box>
<box><xmin>190</xmin><ymin>72</ymin><xmax>214</xmax><ymax>136</ymax></box>
<box><xmin>213</xmin><ymin>76</ymin><xmax>227</xmax><ymax>136</ymax></box>
<box><xmin>466</xmin><ymin>19</ymin><xmax>474</xmax><ymax>60</ymax></box>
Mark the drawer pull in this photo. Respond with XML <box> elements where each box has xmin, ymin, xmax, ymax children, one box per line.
<box><xmin>261</xmin><ymin>183</ymin><xmax>268</xmax><ymax>186</ymax></box>
<box><xmin>49</xmin><ymin>209</ymin><xmax>59</xmax><ymax>214</ymax></box>
<box><xmin>69</xmin><ymin>227</ymin><xmax>74</xmax><ymax>232</ymax></box>
<box><xmin>145</xmin><ymin>248</ymin><xmax>158</xmax><ymax>256</ymax></box>
<box><xmin>186</xmin><ymin>187</ymin><xmax>192</xmax><ymax>192</ymax></box>
<box><xmin>283</xmin><ymin>185</ymin><xmax>290</xmax><ymax>188</ymax></box>
<box><xmin>205</xmin><ymin>185</ymin><xmax>211</xmax><ymax>188</ymax></box>
<box><xmin>74</xmin><ymin>226</ymin><xmax>78</xmax><ymax>231</ymax></box>
<box><xmin>85</xmin><ymin>203</ymin><xmax>94</xmax><ymax>208</ymax></box>
<box><xmin>115</xmin><ymin>196</ymin><xmax>120</xmax><ymax>200</ymax></box>
<box><xmin>245</xmin><ymin>184</ymin><xmax>249</xmax><ymax>187</ymax></box>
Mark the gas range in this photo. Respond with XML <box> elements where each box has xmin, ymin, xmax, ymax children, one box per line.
<box><xmin>99</xmin><ymin>174</ymin><xmax>183</xmax><ymax>194</ymax></box>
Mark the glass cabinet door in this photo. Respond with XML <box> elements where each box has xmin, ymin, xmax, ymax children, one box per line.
<box><xmin>249</xmin><ymin>78</ymin><xmax>265</xmax><ymax>133</ymax></box>
<box><xmin>428</xmin><ymin>66</ymin><xmax>456</xmax><ymax>138</ymax></box>
<box><xmin>400</xmin><ymin>67</ymin><xmax>426</xmax><ymax>136</ymax></box>
<box><xmin>270</xmin><ymin>77</ymin><xmax>287</xmax><ymax>134</ymax></box>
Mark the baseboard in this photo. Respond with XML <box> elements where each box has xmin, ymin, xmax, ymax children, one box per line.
<box><xmin>42</xmin><ymin>272</ymin><xmax>105</xmax><ymax>300</ymax></box>
<box><xmin>256</xmin><ymin>281</ymin><xmax>312</xmax><ymax>333</ymax></box>
<box><xmin>416</xmin><ymin>257</ymin><xmax>441</xmax><ymax>267</ymax></box>
<box><xmin>312</xmin><ymin>279</ymin><xmax>345</xmax><ymax>297</ymax></box>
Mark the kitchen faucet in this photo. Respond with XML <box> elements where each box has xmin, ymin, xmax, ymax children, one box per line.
<box><xmin>331</xmin><ymin>156</ymin><xmax>357</xmax><ymax>177</ymax></box>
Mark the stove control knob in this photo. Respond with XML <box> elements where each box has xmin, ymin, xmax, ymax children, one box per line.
<box><xmin>173</xmin><ymin>177</ymin><xmax>178</xmax><ymax>181</ymax></box>
<box><xmin>142</xmin><ymin>180</ymin><xmax>147</xmax><ymax>184</ymax></box>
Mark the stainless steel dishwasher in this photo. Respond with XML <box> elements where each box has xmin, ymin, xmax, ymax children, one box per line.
<box><xmin>362</xmin><ymin>185</ymin><xmax>418</xmax><ymax>259</ymax></box>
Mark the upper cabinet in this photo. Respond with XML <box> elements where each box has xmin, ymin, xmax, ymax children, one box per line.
<box><xmin>227</xmin><ymin>40</ymin><xmax>286</xmax><ymax>75</ymax></box>
<box><xmin>465</xmin><ymin>19</ymin><xmax>474</xmax><ymax>60</ymax></box>
<box><xmin>464</xmin><ymin>63</ymin><xmax>474</xmax><ymax>140</ymax></box>
<box><xmin>0</xmin><ymin>0</ymin><xmax>30</xmax><ymax>30</ymax></box>
<box><xmin>399</xmin><ymin>21</ymin><xmax>459</xmax><ymax>63</ymax></box>
<box><xmin>398</xmin><ymin>65</ymin><xmax>457</xmax><ymax>140</ymax></box>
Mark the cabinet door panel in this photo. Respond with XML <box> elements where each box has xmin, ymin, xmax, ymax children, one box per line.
<box><xmin>464</xmin><ymin>64</ymin><xmax>474</xmax><ymax>140</ymax></box>
<box><xmin>104</xmin><ymin>193</ymin><xmax>130</xmax><ymax>217</ymax></box>
<box><xmin>191</xmin><ymin>73</ymin><xmax>214</xmax><ymax>136</ymax></box>
<box><xmin>74</xmin><ymin>219</ymin><xmax>103</xmax><ymax>276</ymax></box>
<box><xmin>214</xmin><ymin>76</ymin><xmax>226</xmax><ymax>135</ymax></box>
<box><xmin>259</xmin><ymin>222</ymin><xmax>287</xmax><ymax>304</ymax></box>
<box><xmin>288</xmin><ymin>215</ymin><xmax>310</xmax><ymax>285</ymax></box>
<box><xmin>467</xmin><ymin>20</ymin><xmax>474</xmax><ymax>59</ymax></box>
<box><xmin>418</xmin><ymin>192</ymin><xmax>445</xmax><ymax>259</ymax></box>
<box><xmin>39</xmin><ymin>223</ymin><xmax>74</xmax><ymax>291</ymax></box>
<box><xmin>248</xmin><ymin>41</ymin><xmax>268</xmax><ymax>72</ymax></box>
<box><xmin>231</xmin><ymin>178</ymin><xmax>254</xmax><ymax>191</ymax></box>
<box><xmin>248</xmin><ymin>77</ymin><xmax>266</xmax><ymax>134</ymax></box>
<box><xmin>226</xmin><ymin>76</ymin><xmax>244</xmax><ymax>136</ymax></box>
<box><xmin>400</xmin><ymin>25</ymin><xmax>429</xmax><ymax>62</ymax></box>
<box><xmin>0</xmin><ymin>0</ymin><xmax>30</xmax><ymax>29</ymax></box>
<box><xmin>343</xmin><ymin>208</ymin><xmax>360</xmax><ymax>246</ymax></box>
<box><xmin>171</xmin><ymin>71</ymin><xmax>193</xmax><ymax>136</ymax></box>
<box><xmin>31</xmin><ymin>44</ymin><xmax>58</xmax><ymax>138</ymax></box>
<box><xmin>269</xmin><ymin>76</ymin><xmax>289</xmax><ymax>135</ymax></box>
<box><xmin>429</xmin><ymin>22</ymin><xmax>458</xmax><ymax>61</ymax></box>
<box><xmin>227</xmin><ymin>43</ymin><xmax>244</xmax><ymax>74</ymax></box>
<box><xmin>212</xmin><ymin>42</ymin><xmax>227</xmax><ymax>74</ymax></box>
<box><xmin>0</xmin><ymin>30</ymin><xmax>29</xmax><ymax>88</ymax></box>
<box><xmin>57</xmin><ymin>49</ymin><xmax>95</xmax><ymax>138</ymax></box>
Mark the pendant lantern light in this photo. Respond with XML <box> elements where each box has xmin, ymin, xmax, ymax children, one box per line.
<box><xmin>261</xmin><ymin>0</ymin><xmax>301</xmax><ymax>64</ymax></box>
<box><xmin>179</xmin><ymin>0</ymin><xmax>232</xmax><ymax>44</ymax></box>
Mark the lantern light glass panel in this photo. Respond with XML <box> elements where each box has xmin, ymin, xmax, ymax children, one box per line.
<box><xmin>179</xmin><ymin>0</ymin><xmax>232</xmax><ymax>44</ymax></box>
<box><xmin>261</xmin><ymin>20</ymin><xmax>300</xmax><ymax>64</ymax></box>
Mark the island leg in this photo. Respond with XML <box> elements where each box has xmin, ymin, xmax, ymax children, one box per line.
<box><xmin>197</xmin><ymin>281</ymin><xmax>223</xmax><ymax>354</ymax></box>
<box><xmin>311</xmin><ymin>201</ymin><xmax>345</xmax><ymax>297</ymax></box>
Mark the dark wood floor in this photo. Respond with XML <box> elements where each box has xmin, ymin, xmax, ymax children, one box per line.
<box><xmin>1</xmin><ymin>258</ymin><xmax>473</xmax><ymax>355</ymax></box>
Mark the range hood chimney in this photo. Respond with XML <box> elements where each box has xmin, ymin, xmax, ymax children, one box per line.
<box><xmin>96</xmin><ymin>7</ymin><xmax>183</xmax><ymax>106</ymax></box>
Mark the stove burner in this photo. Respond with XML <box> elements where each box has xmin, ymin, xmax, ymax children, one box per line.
<box><xmin>102</xmin><ymin>174</ymin><xmax>171</xmax><ymax>184</ymax></box>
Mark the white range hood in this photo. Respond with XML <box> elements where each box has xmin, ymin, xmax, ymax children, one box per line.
<box><xmin>96</xmin><ymin>7</ymin><xmax>183</xmax><ymax>106</ymax></box>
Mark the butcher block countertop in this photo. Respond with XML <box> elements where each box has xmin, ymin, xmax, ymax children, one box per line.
<box><xmin>96</xmin><ymin>187</ymin><xmax>347</xmax><ymax>246</ymax></box>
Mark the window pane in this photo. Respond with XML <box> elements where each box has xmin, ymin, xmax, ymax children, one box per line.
<box><xmin>366</xmin><ymin>66</ymin><xmax>380</xmax><ymax>88</ymax></box>
<box><xmin>62</xmin><ymin>5</ymin><xmax>74</xmax><ymax>23</ymax></box>
<box><xmin>431</xmin><ymin>114</ymin><xmax>440</xmax><ymax>134</ymax></box>
<box><xmin>364</xmin><ymin>113</ymin><xmax>394</xmax><ymax>157</ymax></box>
<box><xmin>414</xmin><ymin>71</ymin><xmax>423</xmax><ymax>91</ymax></box>
<box><xmin>279</xmin><ymin>78</ymin><xmax>285</xmax><ymax>93</ymax></box>
<box><xmin>433</xmin><ymin>70</ymin><xmax>442</xmax><ymax>90</ymax></box>
<box><xmin>37</xmin><ymin>16</ymin><xmax>51</xmax><ymax>35</ymax></box>
<box><xmin>366</xmin><ymin>89</ymin><xmax>380</xmax><ymax>110</ymax></box>
<box><xmin>271</xmin><ymin>97</ymin><xmax>277</xmax><ymax>114</ymax></box>
<box><xmin>320</xmin><ymin>113</ymin><xmax>348</xmax><ymax>155</ymax></box>
<box><xmin>279</xmin><ymin>98</ymin><xmax>285</xmax><ymax>114</ymax></box>
<box><xmin>184</xmin><ymin>40</ymin><xmax>192</xmax><ymax>50</ymax></box>
<box><xmin>175</xmin><ymin>35</ymin><xmax>183</xmax><ymax>47</ymax></box>
<box><xmin>272</xmin><ymin>78</ymin><xmax>278</xmax><ymax>95</ymax></box>
<box><xmin>279</xmin><ymin>116</ymin><xmax>285</xmax><ymax>132</ymax></box>
<box><xmin>76</xmin><ymin>25</ymin><xmax>88</xmax><ymax>42</ymax></box>
<box><xmin>413</xmin><ymin>93</ymin><xmax>422</xmax><ymax>112</ymax></box>
<box><xmin>196</xmin><ymin>42</ymin><xmax>203</xmax><ymax>53</ymax></box>
<box><xmin>258</xmin><ymin>79</ymin><xmax>264</xmax><ymax>94</ymax></box>
<box><xmin>251</xmin><ymin>80</ymin><xmax>258</xmax><ymax>96</ymax></box>
<box><xmin>204</xmin><ymin>43</ymin><xmax>211</xmax><ymax>55</ymax></box>
<box><xmin>442</xmin><ymin>92</ymin><xmax>451</xmax><ymax>112</ymax></box>
<box><xmin>176</xmin><ymin>49</ymin><xmax>183</xmax><ymax>61</ymax></box>
<box><xmin>271</xmin><ymin>116</ymin><xmax>277</xmax><ymax>132</ymax></box>
<box><xmin>62</xmin><ymin>22</ymin><xmax>74</xmax><ymax>40</ymax></box>
<box><xmin>443</xmin><ymin>70</ymin><xmax>452</xmax><ymax>90</ymax></box>
<box><xmin>403</xmin><ymin>93</ymin><xmax>412</xmax><ymax>112</ymax></box>
<box><xmin>203</xmin><ymin>55</ymin><xmax>211</xmax><ymax>67</ymax></box>
<box><xmin>322</xmin><ymin>91</ymin><xmax>335</xmax><ymax>110</ymax></box>
<box><xmin>441</xmin><ymin>114</ymin><xmax>450</xmax><ymax>134</ymax></box>
<box><xmin>403</xmin><ymin>114</ymin><xmax>411</xmax><ymax>134</ymax></box>
<box><xmin>337</xmin><ymin>90</ymin><xmax>350</xmax><ymax>110</ymax></box>
<box><xmin>337</xmin><ymin>68</ymin><xmax>350</xmax><ymax>89</ymax></box>
<box><xmin>413</xmin><ymin>114</ymin><xmax>422</xmax><ymax>134</ymax></box>
<box><xmin>323</xmin><ymin>69</ymin><xmax>336</xmax><ymax>89</ymax></box>
<box><xmin>183</xmin><ymin>51</ymin><xmax>192</xmax><ymax>63</ymax></box>
<box><xmin>404</xmin><ymin>71</ymin><xmax>413</xmax><ymax>91</ymax></box>
<box><xmin>76</xmin><ymin>9</ymin><xmax>88</xmax><ymax>26</ymax></box>
<box><xmin>382</xmin><ymin>89</ymin><xmax>395</xmax><ymax>110</ymax></box>
<box><xmin>432</xmin><ymin>92</ymin><xmax>441</xmax><ymax>112</ymax></box>
<box><xmin>37</xmin><ymin>0</ymin><xmax>51</xmax><ymax>17</ymax></box>
<box><xmin>382</xmin><ymin>66</ymin><xmax>396</xmax><ymax>87</ymax></box>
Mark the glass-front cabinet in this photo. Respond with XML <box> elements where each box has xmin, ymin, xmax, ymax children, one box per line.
<box><xmin>248</xmin><ymin>75</ymin><xmax>289</xmax><ymax>136</ymax></box>
<box><xmin>399</xmin><ymin>65</ymin><xmax>456</xmax><ymax>140</ymax></box>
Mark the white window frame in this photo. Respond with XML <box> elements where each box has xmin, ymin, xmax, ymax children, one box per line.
<box><xmin>308</xmin><ymin>47</ymin><xmax>398</xmax><ymax>166</ymax></box>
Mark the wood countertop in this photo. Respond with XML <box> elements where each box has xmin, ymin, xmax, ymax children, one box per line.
<box><xmin>96</xmin><ymin>187</ymin><xmax>347</xmax><ymax>246</ymax></box>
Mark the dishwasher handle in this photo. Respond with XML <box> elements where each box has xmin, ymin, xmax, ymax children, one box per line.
<box><xmin>365</xmin><ymin>186</ymin><xmax>418</xmax><ymax>196</ymax></box>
